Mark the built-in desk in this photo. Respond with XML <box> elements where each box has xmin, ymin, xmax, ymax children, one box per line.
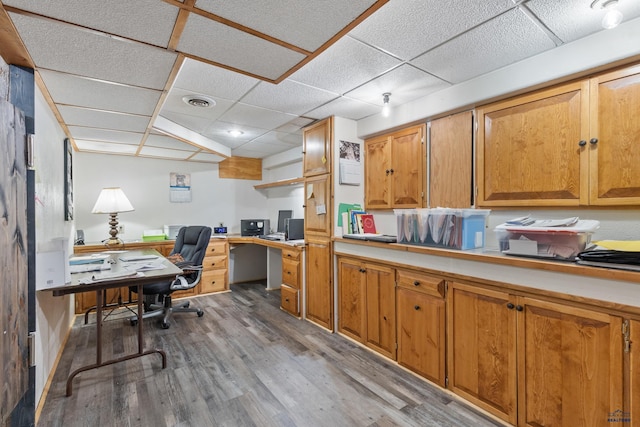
<box><xmin>227</xmin><ymin>236</ymin><xmax>305</xmax><ymax>316</ymax></box>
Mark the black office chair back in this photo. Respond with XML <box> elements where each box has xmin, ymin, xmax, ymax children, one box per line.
<box><xmin>171</xmin><ymin>226</ymin><xmax>212</xmax><ymax>266</ymax></box>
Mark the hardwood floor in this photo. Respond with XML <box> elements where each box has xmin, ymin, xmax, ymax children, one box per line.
<box><xmin>38</xmin><ymin>282</ymin><xmax>504</xmax><ymax>427</ymax></box>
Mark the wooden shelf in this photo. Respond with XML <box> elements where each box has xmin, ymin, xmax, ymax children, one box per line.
<box><xmin>254</xmin><ymin>177</ymin><xmax>304</xmax><ymax>190</ymax></box>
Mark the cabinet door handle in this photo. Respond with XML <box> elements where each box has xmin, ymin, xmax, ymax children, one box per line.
<box><xmin>389</xmin><ymin>168</ymin><xmax>394</xmax><ymax>174</ymax></box>
<box><xmin>285</xmin><ymin>298</ymin><xmax>289</xmax><ymax>302</ymax></box>
<box><xmin>385</xmin><ymin>169</ymin><xmax>390</xmax><ymax>175</ymax></box>
<box><xmin>516</xmin><ymin>305</ymin><xmax>524</xmax><ymax>311</ymax></box>
<box><xmin>413</xmin><ymin>281</ymin><xmax>420</xmax><ymax>286</ymax></box>
<box><xmin>506</xmin><ymin>303</ymin><xmax>515</xmax><ymax>309</ymax></box>
<box><xmin>590</xmin><ymin>138</ymin><xmax>599</xmax><ymax>145</ymax></box>
<box><xmin>578</xmin><ymin>140</ymin><xmax>587</xmax><ymax>147</ymax></box>
<box><xmin>414</xmin><ymin>305</ymin><xmax>420</xmax><ymax>310</ymax></box>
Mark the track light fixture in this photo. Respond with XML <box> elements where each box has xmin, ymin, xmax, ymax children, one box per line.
<box><xmin>591</xmin><ymin>0</ymin><xmax>623</xmax><ymax>29</ymax></box>
<box><xmin>382</xmin><ymin>92</ymin><xmax>391</xmax><ymax>117</ymax></box>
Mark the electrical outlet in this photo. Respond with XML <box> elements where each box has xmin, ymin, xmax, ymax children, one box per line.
<box><xmin>118</xmin><ymin>225</ymin><xmax>125</xmax><ymax>234</ymax></box>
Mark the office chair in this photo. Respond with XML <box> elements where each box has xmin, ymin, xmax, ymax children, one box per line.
<box><xmin>130</xmin><ymin>225</ymin><xmax>212</xmax><ymax>329</ymax></box>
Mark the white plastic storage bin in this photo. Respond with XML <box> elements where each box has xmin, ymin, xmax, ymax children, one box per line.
<box><xmin>395</xmin><ymin>208</ymin><xmax>490</xmax><ymax>250</ymax></box>
<box><xmin>163</xmin><ymin>225</ymin><xmax>185</xmax><ymax>240</ymax></box>
<box><xmin>494</xmin><ymin>219</ymin><xmax>600</xmax><ymax>259</ymax></box>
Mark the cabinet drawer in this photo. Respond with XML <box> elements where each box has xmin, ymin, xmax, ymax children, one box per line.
<box><xmin>200</xmin><ymin>269</ymin><xmax>227</xmax><ymax>293</ymax></box>
<box><xmin>203</xmin><ymin>254</ymin><xmax>227</xmax><ymax>270</ymax></box>
<box><xmin>281</xmin><ymin>285</ymin><xmax>299</xmax><ymax>316</ymax></box>
<box><xmin>206</xmin><ymin>240</ymin><xmax>228</xmax><ymax>256</ymax></box>
<box><xmin>282</xmin><ymin>247</ymin><xmax>300</xmax><ymax>261</ymax></box>
<box><xmin>282</xmin><ymin>258</ymin><xmax>300</xmax><ymax>288</ymax></box>
<box><xmin>397</xmin><ymin>270</ymin><xmax>445</xmax><ymax>298</ymax></box>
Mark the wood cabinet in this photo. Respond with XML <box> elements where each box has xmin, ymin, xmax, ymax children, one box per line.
<box><xmin>72</xmin><ymin>239</ymin><xmax>228</xmax><ymax>314</ymax></box>
<box><xmin>305</xmin><ymin>236</ymin><xmax>332</xmax><ymax>330</ymax></box>
<box><xmin>337</xmin><ymin>257</ymin><xmax>396</xmax><ymax>359</ymax></box>
<box><xmin>396</xmin><ymin>269</ymin><xmax>446</xmax><ymax>386</ymax></box>
<box><xmin>630</xmin><ymin>319</ymin><xmax>640</xmax><ymax>425</ymax></box>
<box><xmin>428</xmin><ymin>111</ymin><xmax>473</xmax><ymax>208</ymax></box>
<box><xmin>448</xmin><ymin>281</ymin><xmax>624</xmax><ymax>426</ymax></box>
<box><xmin>304</xmin><ymin>173</ymin><xmax>331</xmax><ymax>237</ymax></box>
<box><xmin>280</xmin><ymin>247</ymin><xmax>302</xmax><ymax>316</ymax></box>
<box><xmin>477</xmin><ymin>63</ymin><xmax>640</xmax><ymax>207</ymax></box>
<box><xmin>364</xmin><ymin>124</ymin><xmax>425</xmax><ymax>210</ymax></box>
<box><xmin>303</xmin><ymin>117</ymin><xmax>332</xmax><ymax>177</ymax></box>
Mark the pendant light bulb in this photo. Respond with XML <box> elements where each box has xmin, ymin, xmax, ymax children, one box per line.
<box><xmin>382</xmin><ymin>93</ymin><xmax>391</xmax><ymax>117</ymax></box>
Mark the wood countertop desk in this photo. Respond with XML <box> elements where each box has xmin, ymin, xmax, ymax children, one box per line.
<box><xmin>47</xmin><ymin>249</ymin><xmax>182</xmax><ymax>396</ymax></box>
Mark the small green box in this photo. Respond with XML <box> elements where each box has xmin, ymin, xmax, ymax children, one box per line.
<box><xmin>142</xmin><ymin>234</ymin><xmax>166</xmax><ymax>242</ymax></box>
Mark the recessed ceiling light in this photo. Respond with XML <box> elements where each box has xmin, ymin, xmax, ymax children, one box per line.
<box><xmin>228</xmin><ymin>130</ymin><xmax>244</xmax><ymax>137</ymax></box>
<box><xmin>591</xmin><ymin>0</ymin><xmax>623</xmax><ymax>29</ymax></box>
<box><xmin>182</xmin><ymin>95</ymin><xmax>215</xmax><ymax>108</ymax></box>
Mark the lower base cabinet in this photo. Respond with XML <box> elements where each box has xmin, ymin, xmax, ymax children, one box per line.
<box><xmin>305</xmin><ymin>237</ymin><xmax>332</xmax><ymax>329</ymax></box>
<box><xmin>447</xmin><ymin>281</ymin><xmax>624</xmax><ymax>426</ymax></box>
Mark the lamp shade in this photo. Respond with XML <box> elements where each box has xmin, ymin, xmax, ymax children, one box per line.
<box><xmin>91</xmin><ymin>187</ymin><xmax>134</xmax><ymax>214</ymax></box>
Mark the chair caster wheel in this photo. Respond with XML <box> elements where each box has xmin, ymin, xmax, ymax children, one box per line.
<box><xmin>197</xmin><ymin>310</ymin><xmax>204</xmax><ymax>317</ymax></box>
<box><xmin>161</xmin><ymin>321</ymin><xmax>170</xmax><ymax>329</ymax></box>
<box><xmin>184</xmin><ymin>302</ymin><xmax>190</xmax><ymax>308</ymax></box>
<box><xmin>130</xmin><ymin>319</ymin><xmax>138</xmax><ymax>326</ymax></box>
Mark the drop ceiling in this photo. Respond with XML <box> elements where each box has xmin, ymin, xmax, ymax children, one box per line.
<box><xmin>1</xmin><ymin>0</ymin><xmax>639</xmax><ymax>164</ymax></box>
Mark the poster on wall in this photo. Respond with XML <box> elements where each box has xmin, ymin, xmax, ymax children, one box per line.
<box><xmin>169</xmin><ymin>172</ymin><xmax>192</xmax><ymax>203</ymax></box>
<box><xmin>339</xmin><ymin>140</ymin><xmax>360</xmax><ymax>186</ymax></box>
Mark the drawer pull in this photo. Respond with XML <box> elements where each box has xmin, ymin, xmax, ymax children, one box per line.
<box><xmin>285</xmin><ymin>298</ymin><xmax>290</xmax><ymax>302</ymax></box>
<box><xmin>413</xmin><ymin>281</ymin><xmax>420</xmax><ymax>286</ymax></box>
<box><xmin>516</xmin><ymin>305</ymin><xmax>524</xmax><ymax>312</ymax></box>
<box><xmin>506</xmin><ymin>303</ymin><xmax>515</xmax><ymax>310</ymax></box>
<box><xmin>414</xmin><ymin>305</ymin><xmax>420</xmax><ymax>310</ymax></box>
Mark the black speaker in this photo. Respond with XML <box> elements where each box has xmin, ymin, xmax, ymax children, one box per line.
<box><xmin>285</xmin><ymin>218</ymin><xmax>304</xmax><ymax>241</ymax></box>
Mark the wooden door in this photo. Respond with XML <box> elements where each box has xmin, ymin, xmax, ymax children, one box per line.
<box><xmin>0</xmin><ymin>99</ymin><xmax>29</xmax><ymax>426</ymax></box>
<box><xmin>447</xmin><ymin>282</ymin><xmax>517</xmax><ymax>425</ymax></box>
<box><xmin>364</xmin><ymin>135</ymin><xmax>391</xmax><ymax>209</ymax></box>
<box><xmin>476</xmin><ymin>80</ymin><xmax>589</xmax><ymax>207</ymax></box>
<box><xmin>303</xmin><ymin>117</ymin><xmax>332</xmax><ymax>177</ymax></box>
<box><xmin>518</xmin><ymin>297</ymin><xmax>624</xmax><ymax>427</ymax></box>
<box><xmin>304</xmin><ymin>174</ymin><xmax>331</xmax><ymax>237</ymax></box>
<box><xmin>305</xmin><ymin>237</ymin><xmax>332</xmax><ymax>330</ymax></box>
<box><xmin>429</xmin><ymin>111</ymin><xmax>473</xmax><ymax>208</ymax></box>
<box><xmin>630</xmin><ymin>319</ymin><xmax>640</xmax><ymax>426</ymax></box>
<box><xmin>363</xmin><ymin>263</ymin><xmax>395</xmax><ymax>359</ymax></box>
<box><xmin>337</xmin><ymin>258</ymin><xmax>366</xmax><ymax>342</ymax></box>
<box><xmin>589</xmin><ymin>64</ymin><xmax>640</xmax><ymax>205</ymax></box>
<box><xmin>391</xmin><ymin>125</ymin><xmax>424</xmax><ymax>208</ymax></box>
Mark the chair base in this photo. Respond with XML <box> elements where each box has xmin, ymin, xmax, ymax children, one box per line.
<box><xmin>130</xmin><ymin>294</ymin><xmax>203</xmax><ymax>329</ymax></box>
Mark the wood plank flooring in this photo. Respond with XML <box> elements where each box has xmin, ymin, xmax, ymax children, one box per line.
<box><xmin>38</xmin><ymin>282</ymin><xmax>504</xmax><ymax>427</ymax></box>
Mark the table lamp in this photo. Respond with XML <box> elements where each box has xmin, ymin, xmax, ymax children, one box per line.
<box><xmin>91</xmin><ymin>187</ymin><xmax>134</xmax><ymax>246</ymax></box>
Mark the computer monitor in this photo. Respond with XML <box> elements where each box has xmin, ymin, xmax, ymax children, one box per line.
<box><xmin>277</xmin><ymin>210</ymin><xmax>293</xmax><ymax>233</ymax></box>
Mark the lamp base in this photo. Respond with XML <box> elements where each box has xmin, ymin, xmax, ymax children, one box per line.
<box><xmin>103</xmin><ymin>237</ymin><xmax>124</xmax><ymax>248</ymax></box>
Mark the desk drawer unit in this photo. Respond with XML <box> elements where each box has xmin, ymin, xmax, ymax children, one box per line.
<box><xmin>200</xmin><ymin>269</ymin><xmax>227</xmax><ymax>293</ymax></box>
<box><xmin>281</xmin><ymin>284</ymin><xmax>299</xmax><ymax>316</ymax></box>
<box><xmin>282</xmin><ymin>258</ymin><xmax>300</xmax><ymax>288</ymax></box>
<box><xmin>199</xmin><ymin>239</ymin><xmax>228</xmax><ymax>294</ymax></box>
<box><xmin>204</xmin><ymin>254</ymin><xmax>227</xmax><ymax>270</ymax></box>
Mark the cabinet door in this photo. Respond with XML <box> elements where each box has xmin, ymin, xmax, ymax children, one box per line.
<box><xmin>337</xmin><ymin>258</ymin><xmax>366</xmax><ymax>342</ymax></box>
<box><xmin>303</xmin><ymin>117</ymin><xmax>332</xmax><ymax>177</ymax></box>
<box><xmin>391</xmin><ymin>125</ymin><xmax>425</xmax><ymax>208</ymax></box>
<box><xmin>305</xmin><ymin>237</ymin><xmax>332</xmax><ymax>330</ymax></box>
<box><xmin>304</xmin><ymin>174</ymin><xmax>331</xmax><ymax>237</ymax></box>
<box><xmin>364</xmin><ymin>263</ymin><xmax>395</xmax><ymax>359</ymax></box>
<box><xmin>476</xmin><ymin>80</ymin><xmax>589</xmax><ymax>207</ymax></box>
<box><xmin>447</xmin><ymin>282</ymin><xmax>517</xmax><ymax>425</ymax></box>
<box><xmin>364</xmin><ymin>135</ymin><xmax>392</xmax><ymax>209</ymax></box>
<box><xmin>429</xmin><ymin>111</ymin><xmax>473</xmax><ymax>208</ymax></box>
<box><xmin>518</xmin><ymin>297</ymin><xmax>624</xmax><ymax>427</ymax></box>
<box><xmin>397</xmin><ymin>287</ymin><xmax>445</xmax><ymax>386</ymax></box>
<box><xmin>631</xmin><ymin>319</ymin><xmax>640</xmax><ymax>425</ymax></box>
<box><xmin>589</xmin><ymin>64</ymin><xmax>640</xmax><ymax>205</ymax></box>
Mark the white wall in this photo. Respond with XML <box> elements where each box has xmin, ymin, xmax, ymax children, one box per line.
<box><xmin>33</xmin><ymin>85</ymin><xmax>75</xmax><ymax>407</ymax></box>
<box><xmin>74</xmin><ymin>153</ymin><xmax>267</xmax><ymax>243</ymax></box>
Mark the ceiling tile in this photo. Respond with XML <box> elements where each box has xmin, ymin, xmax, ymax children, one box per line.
<box><xmin>219</xmin><ymin>103</ymin><xmax>298</xmax><ymax>130</ymax></box>
<box><xmin>526</xmin><ymin>0</ymin><xmax>640</xmax><ymax>43</ymax></box>
<box><xmin>67</xmin><ymin>127</ymin><xmax>143</xmax><ymax>145</ymax></box>
<box><xmin>194</xmin><ymin>0</ymin><xmax>379</xmax><ymax>51</ymax></box>
<box><xmin>202</xmin><ymin>121</ymin><xmax>269</xmax><ymax>147</ymax></box>
<box><xmin>349</xmin><ymin>0</ymin><xmax>514</xmax><ymax>60</ymax></box>
<box><xmin>39</xmin><ymin>69</ymin><xmax>161</xmax><ymax>115</ymax></box>
<box><xmin>410</xmin><ymin>8</ymin><xmax>556</xmax><ymax>84</ymax></box>
<box><xmin>232</xmin><ymin>142</ymin><xmax>283</xmax><ymax>158</ymax></box>
<box><xmin>177</xmin><ymin>13</ymin><xmax>306</xmax><ymax>81</ymax></box>
<box><xmin>251</xmin><ymin>131</ymin><xmax>302</xmax><ymax>147</ymax></box>
<box><xmin>290</xmin><ymin>36</ymin><xmax>402</xmax><ymax>95</ymax></box>
<box><xmin>58</xmin><ymin>106</ymin><xmax>150</xmax><ymax>133</ymax></box>
<box><xmin>3</xmin><ymin>0</ymin><xmax>179</xmax><ymax>47</ymax></box>
<box><xmin>172</xmin><ymin>58</ymin><xmax>258</xmax><ymax>101</ymax></box>
<box><xmin>305</xmin><ymin>96</ymin><xmax>379</xmax><ymax>121</ymax></box>
<box><xmin>144</xmin><ymin>134</ymin><xmax>199</xmax><ymax>152</ymax></box>
<box><xmin>75</xmin><ymin>140</ymin><xmax>138</xmax><ymax>154</ymax></box>
<box><xmin>345</xmin><ymin>64</ymin><xmax>451</xmax><ymax>105</ymax></box>
<box><xmin>8</xmin><ymin>12</ymin><xmax>177</xmax><ymax>89</ymax></box>
<box><xmin>161</xmin><ymin>87</ymin><xmax>235</xmax><ymax>122</ymax></box>
<box><xmin>241</xmin><ymin>80</ymin><xmax>338</xmax><ymax>115</ymax></box>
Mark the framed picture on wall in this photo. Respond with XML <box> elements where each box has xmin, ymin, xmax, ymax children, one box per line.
<box><xmin>64</xmin><ymin>137</ymin><xmax>73</xmax><ymax>221</ymax></box>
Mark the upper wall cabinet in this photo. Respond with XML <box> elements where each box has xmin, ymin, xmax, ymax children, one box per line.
<box><xmin>428</xmin><ymin>111</ymin><xmax>473</xmax><ymax>208</ymax></box>
<box><xmin>303</xmin><ymin>117</ymin><xmax>332</xmax><ymax>177</ymax></box>
<box><xmin>477</xmin><ymin>62</ymin><xmax>640</xmax><ymax>207</ymax></box>
<box><xmin>365</xmin><ymin>124</ymin><xmax>425</xmax><ymax>210</ymax></box>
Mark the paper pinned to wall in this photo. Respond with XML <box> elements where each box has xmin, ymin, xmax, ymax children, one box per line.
<box><xmin>339</xmin><ymin>160</ymin><xmax>360</xmax><ymax>185</ymax></box>
<box><xmin>170</xmin><ymin>172</ymin><xmax>191</xmax><ymax>203</ymax></box>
